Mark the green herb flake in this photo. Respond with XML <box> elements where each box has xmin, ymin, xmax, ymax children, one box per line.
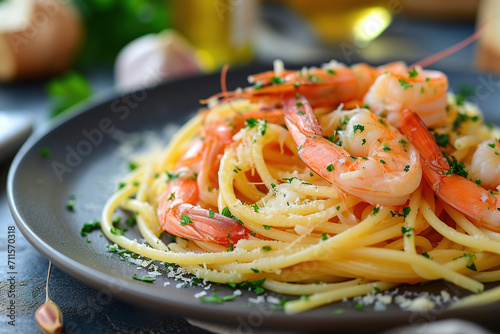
<box><xmin>326</xmin><ymin>164</ymin><xmax>335</xmax><ymax>172</ymax></box>
<box><xmin>250</xmin><ymin>268</ymin><xmax>260</xmax><ymax>273</ymax></box>
<box><xmin>422</xmin><ymin>253</ymin><xmax>430</xmax><ymax>259</ymax></box>
<box><xmin>199</xmin><ymin>291</ymin><xmax>239</xmax><ymax>303</ymax></box>
<box><xmin>382</xmin><ymin>144</ymin><xmax>391</xmax><ymax>152</ymax></box>
<box><xmin>110</xmin><ymin>227</ymin><xmax>127</xmax><ymax>235</ymax></box>
<box><xmin>362</xmin><ymin>138</ymin><xmax>366</xmax><ymax>145</ymax></box>
<box><xmin>244</xmin><ymin>117</ymin><xmax>258</xmax><ymax>129</ymax></box>
<box><xmin>132</xmin><ymin>274</ymin><xmax>155</xmax><ymax>283</ymax></box>
<box><xmin>128</xmin><ymin>162</ymin><xmax>138</xmax><ymax>171</ymax></box>
<box><xmin>262</xmin><ymin>246</ymin><xmax>271</xmax><ymax>251</ymax></box>
<box><xmin>209</xmin><ymin>209</ymin><xmax>215</xmax><ymax>218</ymax></box>
<box><xmin>263</xmin><ymin>225</ymin><xmax>271</xmax><ymax>230</ymax></box>
<box><xmin>398</xmin><ymin>78</ymin><xmax>413</xmax><ymax>90</ymax></box>
<box><xmin>167</xmin><ymin>192</ymin><xmax>175</xmax><ymax>201</ymax></box>
<box><xmin>80</xmin><ymin>220</ymin><xmax>101</xmax><ymax>237</ymax></box>
<box><xmin>401</xmin><ymin>226</ymin><xmax>414</xmax><ymax>237</ymax></box>
<box><xmin>354</xmin><ymin>302</ymin><xmax>365</xmax><ymax>311</ymax></box>
<box><xmin>404</xmin><ymin>165</ymin><xmax>410</xmax><ymax>172</ymax></box>
<box><xmin>254</xmin><ymin>83</ymin><xmax>263</xmax><ymax>89</ymax></box>
<box><xmin>180</xmin><ymin>213</ymin><xmax>193</xmax><ymax>226</ymax></box>
<box><xmin>433</xmin><ymin>133</ymin><xmax>449</xmax><ymax>148</ymax></box>
<box><xmin>252</xmin><ymin>203</ymin><xmax>259</xmax><ymax>213</ymax></box>
<box><xmin>270</xmin><ymin>77</ymin><xmax>286</xmax><ymax>85</ymax></box>
<box><xmin>380</xmin><ymin>159</ymin><xmax>386</xmax><ymax>164</ymax></box>
<box><xmin>39</xmin><ymin>147</ymin><xmax>52</xmax><ymax>158</ymax></box>
<box><xmin>408</xmin><ymin>68</ymin><xmax>418</xmax><ymax>78</ymax></box>
<box><xmin>372</xmin><ymin>207</ymin><xmax>380</xmax><ymax>215</ymax></box>
<box><xmin>353</xmin><ymin>124</ymin><xmax>365</xmax><ymax>134</ymax></box>
<box><xmin>327</xmin><ymin>68</ymin><xmax>335</xmax><ymax>75</ymax></box>
<box><xmin>488</xmin><ymin>143</ymin><xmax>495</xmax><ymax>148</ymax></box>
<box><xmin>321</xmin><ymin>233</ymin><xmax>328</xmax><ymax>241</ymax></box>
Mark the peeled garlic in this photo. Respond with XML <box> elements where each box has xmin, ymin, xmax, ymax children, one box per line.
<box><xmin>114</xmin><ymin>29</ymin><xmax>203</xmax><ymax>92</ymax></box>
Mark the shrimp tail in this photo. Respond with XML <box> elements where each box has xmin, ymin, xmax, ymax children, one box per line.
<box><xmin>401</xmin><ymin>109</ymin><xmax>500</xmax><ymax>231</ymax></box>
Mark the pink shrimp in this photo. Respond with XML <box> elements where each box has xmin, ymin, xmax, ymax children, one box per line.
<box><xmin>283</xmin><ymin>94</ymin><xmax>422</xmax><ymax>206</ymax></box>
<box><xmin>158</xmin><ymin>178</ymin><xmax>249</xmax><ymax>247</ymax></box>
<box><xmin>157</xmin><ymin>106</ymin><xmax>284</xmax><ymax>246</ymax></box>
<box><xmin>205</xmin><ymin>61</ymin><xmax>381</xmax><ymax>108</ymax></box>
<box><xmin>400</xmin><ymin>109</ymin><xmax>500</xmax><ymax>231</ymax></box>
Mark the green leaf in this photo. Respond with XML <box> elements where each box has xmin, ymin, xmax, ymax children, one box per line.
<box><xmin>80</xmin><ymin>220</ymin><xmax>101</xmax><ymax>237</ymax></box>
<box><xmin>46</xmin><ymin>72</ymin><xmax>93</xmax><ymax>118</ymax></box>
<box><xmin>132</xmin><ymin>274</ymin><xmax>155</xmax><ymax>283</ymax></box>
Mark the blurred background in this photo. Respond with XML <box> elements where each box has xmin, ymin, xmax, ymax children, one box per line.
<box><xmin>0</xmin><ymin>0</ymin><xmax>497</xmax><ymax>123</ymax></box>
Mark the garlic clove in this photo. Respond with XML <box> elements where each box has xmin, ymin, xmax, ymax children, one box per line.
<box><xmin>35</xmin><ymin>300</ymin><xmax>63</xmax><ymax>334</ymax></box>
<box><xmin>114</xmin><ymin>29</ymin><xmax>203</xmax><ymax>92</ymax></box>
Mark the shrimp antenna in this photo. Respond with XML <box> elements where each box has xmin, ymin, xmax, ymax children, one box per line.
<box><xmin>412</xmin><ymin>18</ymin><xmax>490</xmax><ymax>69</ymax></box>
<box><xmin>221</xmin><ymin>64</ymin><xmax>229</xmax><ymax>97</ymax></box>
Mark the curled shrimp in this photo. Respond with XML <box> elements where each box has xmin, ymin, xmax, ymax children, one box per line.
<box><xmin>205</xmin><ymin>60</ymin><xmax>381</xmax><ymax>108</ymax></box>
<box><xmin>363</xmin><ymin>65</ymin><xmax>448</xmax><ymax>128</ymax></box>
<box><xmin>158</xmin><ymin>177</ymin><xmax>249</xmax><ymax>246</ymax></box>
<box><xmin>157</xmin><ymin>103</ymin><xmax>283</xmax><ymax>246</ymax></box>
<box><xmin>400</xmin><ymin>110</ymin><xmax>500</xmax><ymax>231</ymax></box>
<box><xmin>469</xmin><ymin>139</ymin><xmax>500</xmax><ymax>190</ymax></box>
<box><xmin>283</xmin><ymin>94</ymin><xmax>422</xmax><ymax>206</ymax></box>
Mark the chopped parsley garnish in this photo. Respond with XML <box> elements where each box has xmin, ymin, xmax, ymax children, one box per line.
<box><xmin>422</xmin><ymin>253</ymin><xmax>430</xmax><ymax>259</ymax></box>
<box><xmin>252</xmin><ymin>203</ymin><xmax>259</xmax><ymax>213</ymax></box>
<box><xmin>126</xmin><ymin>215</ymin><xmax>137</xmax><ymax>227</ymax></box>
<box><xmin>227</xmin><ymin>243</ymin><xmax>234</xmax><ymax>252</ymax></box>
<box><xmin>66</xmin><ymin>199</ymin><xmax>75</xmax><ymax>211</ymax></box>
<box><xmin>165</xmin><ymin>170</ymin><xmax>183</xmax><ymax>180</ymax></box>
<box><xmin>433</xmin><ymin>133</ymin><xmax>449</xmax><ymax>147</ymax></box>
<box><xmin>455</xmin><ymin>86</ymin><xmax>474</xmax><ymax>106</ymax></box>
<box><xmin>253</xmin><ymin>83</ymin><xmax>263</xmax><ymax>89</ymax></box>
<box><xmin>372</xmin><ymin>207</ymin><xmax>380</xmax><ymax>215</ymax></box>
<box><xmin>282</xmin><ymin>177</ymin><xmax>297</xmax><ymax>183</ymax></box>
<box><xmin>382</xmin><ymin>144</ymin><xmax>391</xmax><ymax>152</ymax></box>
<box><xmin>128</xmin><ymin>162</ymin><xmax>138</xmax><ymax>171</ymax></box>
<box><xmin>488</xmin><ymin>143</ymin><xmax>495</xmax><ymax>148</ymax></box>
<box><xmin>180</xmin><ymin>214</ymin><xmax>193</xmax><ymax>226</ymax></box>
<box><xmin>297</xmin><ymin>110</ymin><xmax>305</xmax><ymax>115</ymax></box>
<box><xmin>270</xmin><ymin>77</ymin><xmax>286</xmax><ymax>85</ymax></box>
<box><xmin>362</xmin><ymin>139</ymin><xmax>366</xmax><ymax>145</ymax></box>
<box><xmin>408</xmin><ymin>68</ymin><xmax>418</xmax><ymax>78</ymax></box>
<box><xmin>132</xmin><ymin>274</ymin><xmax>155</xmax><ymax>283</ymax></box>
<box><xmin>110</xmin><ymin>227</ymin><xmax>127</xmax><ymax>235</ymax></box>
<box><xmin>453</xmin><ymin>113</ymin><xmax>479</xmax><ymax>131</ymax></box>
<box><xmin>326</xmin><ymin>164</ymin><xmax>335</xmax><ymax>172</ymax></box>
<box><xmin>167</xmin><ymin>192</ymin><xmax>175</xmax><ymax>201</ymax></box>
<box><xmin>296</xmin><ymin>101</ymin><xmax>303</xmax><ymax>107</ymax></box>
<box><xmin>200</xmin><ymin>291</ymin><xmax>239</xmax><ymax>303</ymax></box>
<box><xmin>80</xmin><ymin>220</ymin><xmax>101</xmax><ymax>237</ymax></box>
<box><xmin>380</xmin><ymin>159</ymin><xmax>386</xmax><ymax>164</ymax></box>
<box><xmin>401</xmin><ymin>226</ymin><xmax>414</xmax><ymax>237</ymax></box>
<box><xmin>446</xmin><ymin>156</ymin><xmax>468</xmax><ymax>178</ymax></box>
<box><xmin>402</xmin><ymin>207</ymin><xmax>411</xmax><ymax>218</ymax></box>
<box><xmin>354</xmin><ymin>302</ymin><xmax>365</xmax><ymax>311</ymax></box>
<box><xmin>39</xmin><ymin>147</ymin><xmax>52</xmax><ymax>158</ymax></box>
<box><xmin>455</xmin><ymin>253</ymin><xmax>477</xmax><ymax>271</ymax></box>
<box><xmin>321</xmin><ymin>233</ymin><xmax>328</xmax><ymax>241</ymax></box>
<box><xmin>262</xmin><ymin>246</ymin><xmax>271</xmax><ymax>251</ymax></box>
<box><xmin>398</xmin><ymin>78</ymin><xmax>413</xmax><ymax>90</ymax></box>
<box><xmin>118</xmin><ymin>182</ymin><xmax>126</xmax><ymax>189</ymax></box>
<box><xmin>404</xmin><ymin>165</ymin><xmax>410</xmax><ymax>172</ymax></box>
<box><xmin>475</xmin><ymin>179</ymin><xmax>482</xmax><ymax>185</ymax></box>
<box><xmin>399</xmin><ymin>140</ymin><xmax>407</xmax><ymax>146</ymax></box>
<box><xmin>263</xmin><ymin>225</ymin><xmax>271</xmax><ymax>230</ymax></box>
<box><xmin>326</xmin><ymin>68</ymin><xmax>335</xmax><ymax>75</ymax></box>
<box><xmin>353</xmin><ymin>124</ymin><xmax>365</xmax><ymax>134</ymax></box>
<box><xmin>221</xmin><ymin>207</ymin><xmax>243</xmax><ymax>224</ymax></box>
<box><xmin>238</xmin><ymin>278</ymin><xmax>267</xmax><ymax>295</ymax></box>
<box><xmin>250</xmin><ymin>268</ymin><xmax>260</xmax><ymax>273</ymax></box>
<box><xmin>244</xmin><ymin>117</ymin><xmax>258</xmax><ymax>128</ymax></box>
<box><xmin>209</xmin><ymin>209</ymin><xmax>215</xmax><ymax>218</ymax></box>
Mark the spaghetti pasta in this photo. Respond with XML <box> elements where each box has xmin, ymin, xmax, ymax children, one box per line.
<box><xmin>101</xmin><ymin>61</ymin><xmax>500</xmax><ymax>313</ymax></box>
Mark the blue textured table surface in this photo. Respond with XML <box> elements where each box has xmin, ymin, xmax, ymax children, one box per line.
<box><xmin>0</xmin><ymin>13</ymin><xmax>489</xmax><ymax>334</ymax></box>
